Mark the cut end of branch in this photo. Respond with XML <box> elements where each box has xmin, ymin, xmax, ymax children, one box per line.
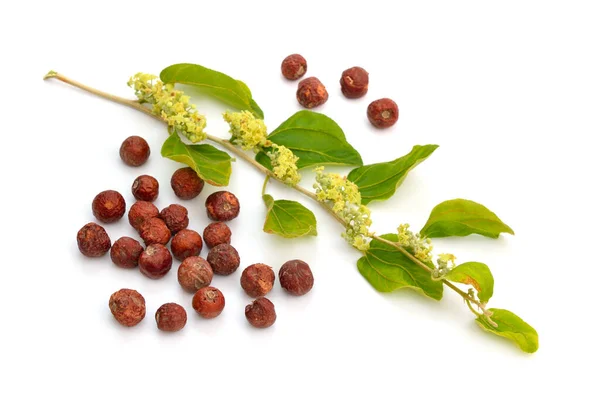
<box><xmin>43</xmin><ymin>70</ymin><xmax>58</xmax><ymax>80</ymax></box>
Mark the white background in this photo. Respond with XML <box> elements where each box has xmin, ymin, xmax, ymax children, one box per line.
<box><xmin>1</xmin><ymin>1</ymin><xmax>599</xmax><ymax>407</ymax></box>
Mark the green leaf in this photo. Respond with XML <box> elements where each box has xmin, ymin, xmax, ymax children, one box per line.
<box><xmin>446</xmin><ymin>262</ymin><xmax>494</xmax><ymax>303</ymax></box>
<box><xmin>160</xmin><ymin>63</ymin><xmax>263</xmax><ymax>119</ymax></box>
<box><xmin>262</xmin><ymin>195</ymin><xmax>317</xmax><ymax>238</ymax></box>
<box><xmin>161</xmin><ymin>131</ymin><xmax>232</xmax><ymax>186</ymax></box>
<box><xmin>347</xmin><ymin>145</ymin><xmax>438</xmax><ymax>205</ymax></box>
<box><xmin>255</xmin><ymin>110</ymin><xmax>363</xmax><ymax>169</ymax></box>
<box><xmin>357</xmin><ymin>234</ymin><xmax>443</xmax><ymax>300</ymax></box>
<box><xmin>476</xmin><ymin>309</ymin><xmax>539</xmax><ymax>353</ymax></box>
<box><xmin>420</xmin><ymin>199</ymin><xmax>515</xmax><ymax>239</ymax></box>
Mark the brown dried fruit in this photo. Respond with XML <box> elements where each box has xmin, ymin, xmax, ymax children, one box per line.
<box><xmin>139</xmin><ymin>217</ymin><xmax>171</xmax><ymax>246</ymax></box>
<box><xmin>205</xmin><ymin>191</ymin><xmax>240</xmax><ymax>221</ymax></box>
<box><xmin>245</xmin><ymin>297</ymin><xmax>276</xmax><ymax>328</ymax></box>
<box><xmin>160</xmin><ymin>204</ymin><xmax>189</xmax><ymax>235</ymax></box>
<box><xmin>131</xmin><ymin>175</ymin><xmax>159</xmax><ymax>202</ymax></box>
<box><xmin>120</xmin><ymin>136</ymin><xmax>150</xmax><ymax>167</ymax></box>
<box><xmin>155</xmin><ymin>303</ymin><xmax>187</xmax><ymax>332</ymax></box>
<box><xmin>77</xmin><ymin>222</ymin><xmax>111</xmax><ymax>257</ymax></box>
<box><xmin>92</xmin><ymin>190</ymin><xmax>126</xmax><ymax>223</ymax></box>
<box><xmin>192</xmin><ymin>286</ymin><xmax>225</xmax><ymax>319</ymax></box>
<box><xmin>296</xmin><ymin>77</ymin><xmax>328</xmax><ymax>109</ymax></box>
<box><xmin>279</xmin><ymin>259</ymin><xmax>314</xmax><ymax>296</ymax></box>
<box><xmin>171</xmin><ymin>167</ymin><xmax>205</xmax><ymax>200</ymax></box>
<box><xmin>340</xmin><ymin>66</ymin><xmax>369</xmax><ymax>99</ymax></box>
<box><xmin>109</xmin><ymin>289</ymin><xmax>146</xmax><ymax>327</ymax></box>
<box><xmin>367</xmin><ymin>98</ymin><xmax>399</xmax><ymax>129</ymax></box>
<box><xmin>171</xmin><ymin>229</ymin><xmax>203</xmax><ymax>261</ymax></box>
<box><xmin>139</xmin><ymin>244</ymin><xmax>173</xmax><ymax>279</ymax></box>
<box><xmin>128</xmin><ymin>201</ymin><xmax>160</xmax><ymax>232</ymax></box>
<box><xmin>240</xmin><ymin>263</ymin><xmax>275</xmax><ymax>298</ymax></box>
<box><xmin>207</xmin><ymin>244</ymin><xmax>240</xmax><ymax>275</ymax></box>
<box><xmin>178</xmin><ymin>256</ymin><xmax>213</xmax><ymax>292</ymax></box>
<box><xmin>202</xmin><ymin>222</ymin><xmax>232</xmax><ymax>248</ymax></box>
<box><xmin>110</xmin><ymin>237</ymin><xmax>144</xmax><ymax>268</ymax></box>
<box><xmin>281</xmin><ymin>54</ymin><xmax>307</xmax><ymax>80</ymax></box>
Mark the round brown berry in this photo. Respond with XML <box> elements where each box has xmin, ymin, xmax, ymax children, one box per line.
<box><xmin>128</xmin><ymin>201</ymin><xmax>159</xmax><ymax>232</ymax></box>
<box><xmin>160</xmin><ymin>204</ymin><xmax>189</xmax><ymax>235</ymax></box>
<box><xmin>139</xmin><ymin>217</ymin><xmax>171</xmax><ymax>246</ymax></box>
<box><xmin>92</xmin><ymin>190</ymin><xmax>126</xmax><ymax>223</ymax></box>
<box><xmin>340</xmin><ymin>67</ymin><xmax>369</xmax><ymax>99</ymax></box>
<box><xmin>241</xmin><ymin>264</ymin><xmax>275</xmax><ymax>298</ymax></box>
<box><xmin>178</xmin><ymin>256</ymin><xmax>213</xmax><ymax>292</ymax></box>
<box><xmin>110</xmin><ymin>237</ymin><xmax>144</xmax><ymax>268</ymax></box>
<box><xmin>192</xmin><ymin>287</ymin><xmax>225</xmax><ymax>319</ymax></box>
<box><xmin>131</xmin><ymin>175</ymin><xmax>159</xmax><ymax>202</ymax></box>
<box><xmin>155</xmin><ymin>303</ymin><xmax>187</xmax><ymax>332</ymax></box>
<box><xmin>367</xmin><ymin>98</ymin><xmax>399</xmax><ymax>129</ymax></box>
<box><xmin>77</xmin><ymin>222</ymin><xmax>111</xmax><ymax>257</ymax></box>
<box><xmin>245</xmin><ymin>297</ymin><xmax>276</xmax><ymax>328</ymax></box>
<box><xmin>296</xmin><ymin>77</ymin><xmax>328</xmax><ymax>109</ymax></box>
<box><xmin>109</xmin><ymin>289</ymin><xmax>146</xmax><ymax>327</ymax></box>
<box><xmin>120</xmin><ymin>136</ymin><xmax>150</xmax><ymax>167</ymax></box>
<box><xmin>281</xmin><ymin>54</ymin><xmax>307</xmax><ymax>80</ymax></box>
<box><xmin>207</xmin><ymin>244</ymin><xmax>240</xmax><ymax>275</ymax></box>
<box><xmin>171</xmin><ymin>229</ymin><xmax>203</xmax><ymax>261</ymax></box>
<box><xmin>171</xmin><ymin>167</ymin><xmax>205</xmax><ymax>200</ymax></box>
<box><xmin>205</xmin><ymin>191</ymin><xmax>240</xmax><ymax>221</ymax></box>
<box><xmin>279</xmin><ymin>260</ymin><xmax>314</xmax><ymax>296</ymax></box>
<box><xmin>203</xmin><ymin>222</ymin><xmax>232</xmax><ymax>248</ymax></box>
<box><xmin>139</xmin><ymin>244</ymin><xmax>172</xmax><ymax>279</ymax></box>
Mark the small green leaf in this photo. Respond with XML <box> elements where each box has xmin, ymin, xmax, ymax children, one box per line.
<box><xmin>161</xmin><ymin>131</ymin><xmax>232</xmax><ymax>186</ymax></box>
<box><xmin>262</xmin><ymin>195</ymin><xmax>317</xmax><ymax>238</ymax></box>
<box><xmin>357</xmin><ymin>234</ymin><xmax>443</xmax><ymax>300</ymax></box>
<box><xmin>255</xmin><ymin>110</ymin><xmax>363</xmax><ymax>169</ymax></box>
<box><xmin>347</xmin><ymin>145</ymin><xmax>438</xmax><ymax>205</ymax></box>
<box><xmin>476</xmin><ymin>309</ymin><xmax>539</xmax><ymax>353</ymax></box>
<box><xmin>446</xmin><ymin>262</ymin><xmax>494</xmax><ymax>303</ymax></box>
<box><xmin>160</xmin><ymin>63</ymin><xmax>263</xmax><ymax>118</ymax></box>
<box><xmin>420</xmin><ymin>199</ymin><xmax>514</xmax><ymax>239</ymax></box>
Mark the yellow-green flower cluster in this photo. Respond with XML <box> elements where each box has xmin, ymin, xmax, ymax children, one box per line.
<box><xmin>433</xmin><ymin>253</ymin><xmax>457</xmax><ymax>279</ymax></box>
<box><xmin>314</xmin><ymin>167</ymin><xmax>372</xmax><ymax>251</ymax></box>
<box><xmin>127</xmin><ymin>73</ymin><xmax>207</xmax><ymax>143</ymax></box>
<box><xmin>397</xmin><ymin>223</ymin><xmax>434</xmax><ymax>263</ymax></box>
<box><xmin>222</xmin><ymin>110</ymin><xmax>269</xmax><ymax>152</ymax></box>
<box><xmin>267</xmin><ymin>144</ymin><xmax>301</xmax><ymax>186</ymax></box>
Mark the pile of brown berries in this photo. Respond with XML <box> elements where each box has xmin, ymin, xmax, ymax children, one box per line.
<box><xmin>281</xmin><ymin>54</ymin><xmax>399</xmax><ymax>129</ymax></box>
<box><xmin>78</xmin><ymin>135</ymin><xmax>315</xmax><ymax>333</ymax></box>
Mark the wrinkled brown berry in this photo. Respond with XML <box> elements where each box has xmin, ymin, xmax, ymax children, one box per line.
<box><xmin>131</xmin><ymin>175</ymin><xmax>159</xmax><ymax>202</ymax></box>
<box><xmin>296</xmin><ymin>77</ymin><xmax>328</xmax><ymax>109</ymax></box>
<box><xmin>171</xmin><ymin>167</ymin><xmax>205</xmax><ymax>200</ymax></box>
<box><xmin>205</xmin><ymin>191</ymin><xmax>240</xmax><ymax>221</ymax></box>
<box><xmin>367</xmin><ymin>98</ymin><xmax>399</xmax><ymax>129</ymax></box>
<box><xmin>160</xmin><ymin>204</ymin><xmax>189</xmax><ymax>235</ymax></box>
<box><xmin>245</xmin><ymin>297</ymin><xmax>276</xmax><ymax>328</ymax></box>
<box><xmin>92</xmin><ymin>190</ymin><xmax>126</xmax><ymax>223</ymax></box>
<box><xmin>178</xmin><ymin>256</ymin><xmax>213</xmax><ymax>292</ymax></box>
<box><xmin>281</xmin><ymin>54</ymin><xmax>307</xmax><ymax>80</ymax></box>
<box><xmin>139</xmin><ymin>217</ymin><xmax>171</xmax><ymax>246</ymax></box>
<box><xmin>110</xmin><ymin>237</ymin><xmax>144</xmax><ymax>268</ymax></box>
<box><xmin>139</xmin><ymin>244</ymin><xmax>173</xmax><ymax>279</ymax></box>
<box><xmin>279</xmin><ymin>260</ymin><xmax>314</xmax><ymax>296</ymax></box>
<box><xmin>192</xmin><ymin>287</ymin><xmax>225</xmax><ymax>319</ymax></box>
<box><xmin>155</xmin><ymin>303</ymin><xmax>187</xmax><ymax>332</ymax></box>
<box><xmin>241</xmin><ymin>264</ymin><xmax>275</xmax><ymax>298</ymax></box>
<box><xmin>207</xmin><ymin>244</ymin><xmax>240</xmax><ymax>275</ymax></box>
<box><xmin>77</xmin><ymin>222</ymin><xmax>111</xmax><ymax>257</ymax></box>
<box><xmin>203</xmin><ymin>222</ymin><xmax>232</xmax><ymax>248</ymax></box>
<box><xmin>171</xmin><ymin>229</ymin><xmax>203</xmax><ymax>261</ymax></box>
<box><xmin>340</xmin><ymin>66</ymin><xmax>369</xmax><ymax>98</ymax></box>
<box><xmin>120</xmin><ymin>136</ymin><xmax>150</xmax><ymax>167</ymax></box>
<box><xmin>109</xmin><ymin>289</ymin><xmax>146</xmax><ymax>327</ymax></box>
<box><xmin>128</xmin><ymin>201</ymin><xmax>160</xmax><ymax>232</ymax></box>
